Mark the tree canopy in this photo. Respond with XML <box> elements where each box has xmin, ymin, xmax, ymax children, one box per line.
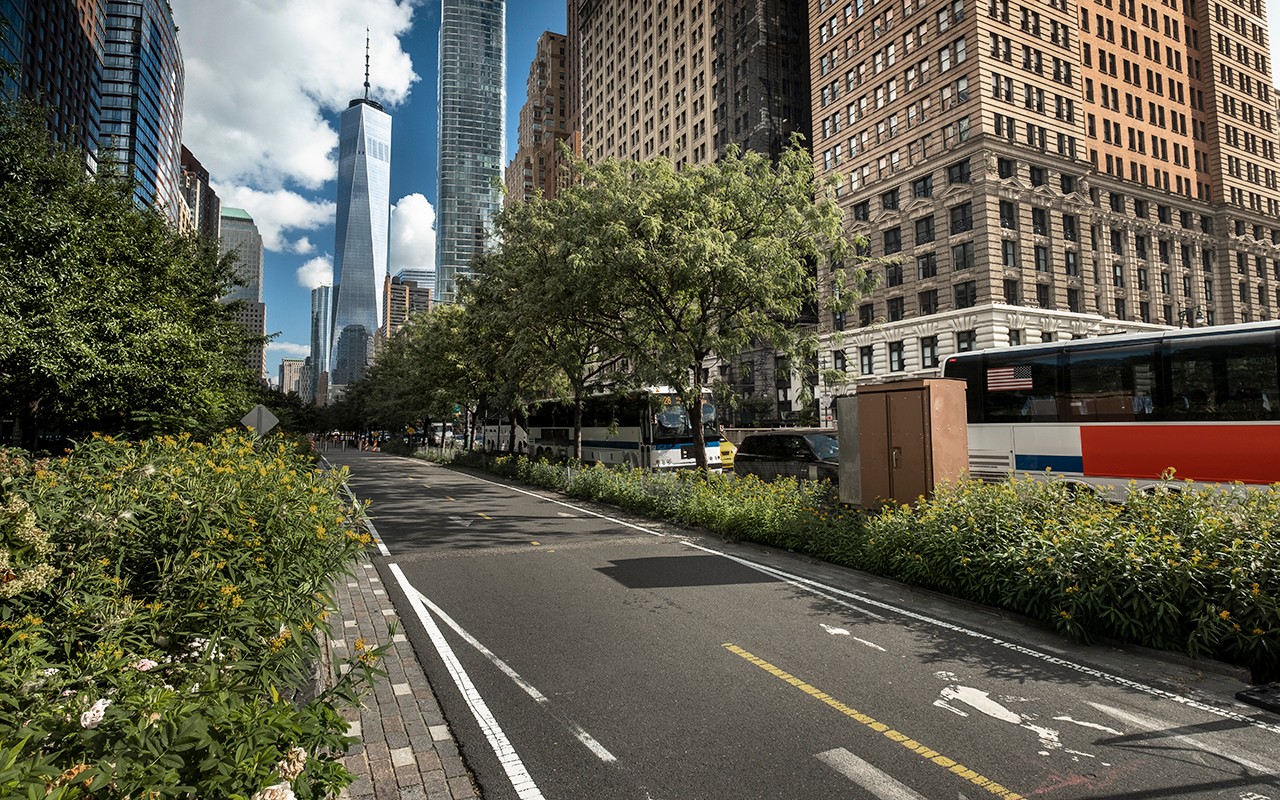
<box><xmin>0</xmin><ymin>101</ymin><xmax>259</xmax><ymax>449</ymax></box>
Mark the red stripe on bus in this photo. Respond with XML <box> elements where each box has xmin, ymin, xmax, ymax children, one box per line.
<box><xmin>1080</xmin><ymin>425</ymin><xmax>1280</xmax><ymax>485</ymax></box>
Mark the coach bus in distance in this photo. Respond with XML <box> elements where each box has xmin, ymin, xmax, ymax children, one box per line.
<box><xmin>526</xmin><ymin>387</ymin><xmax>721</xmax><ymax>470</ymax></box>
<box><xmin>940</xmin><ymin>320</ymin><xmax>1280</xmax><ymax>495</ymax></box>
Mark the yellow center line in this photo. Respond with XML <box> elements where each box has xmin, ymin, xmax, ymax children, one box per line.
<box><xmin>445</xmin><ymin>496</ymin><xmax>456</xmax><ymax>501</ymax></box>
<box><xmin>478</xmin><ymin>512</ymin><xmax>492</xmax><ymax>520</ymax></box>
<box><xmin>722</xmin><ymin>643</ymin><xmax>1024</xmax><ymax>800</ymax></box>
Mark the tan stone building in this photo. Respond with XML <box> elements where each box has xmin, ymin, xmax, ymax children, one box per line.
<box><xmin>506</xmin><ymin>31</ymin><xmax>572</xmax><ymax>204</ymax></box>
<box><xmin>380</xmin><ymin>274</ymin><xmax>433</xmax><ymax>346</ymax></box>
<box><xmin>806</xmin><ymin>0</ymin><xmax>1280</xmax><ymax>419</ymax></box>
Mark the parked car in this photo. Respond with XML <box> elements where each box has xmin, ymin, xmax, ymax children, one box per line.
<box><xmin>731</xmin><ymin>430</ymin><xmax>840</xmax><ymax>484</ymax></box>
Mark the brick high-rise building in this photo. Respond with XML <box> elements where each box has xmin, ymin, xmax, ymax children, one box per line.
<box><xmin>180</xmin><ymin>145</ymin><xmax>221</xmax><ymax>241</ymax></box>
<box><xmin>380</xmin><ymin>273</ymin><xmax>432</xmax><ymax>345</ymax></box>
<box><xmin>505</xmin><ymin>31</ymin><xmax>570</xmax><ymax>205</ymax></box>
<box><xmin>572</xmin><ymin>0</ymin><xmax>812</xmax><ymax>168</ymax></box>
<box><xmin>806</xmin><ymin>0</ymin><xmax>1280</xmax><ymax>419</ymax></box>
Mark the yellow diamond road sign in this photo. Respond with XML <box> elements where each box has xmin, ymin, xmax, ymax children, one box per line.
<box><xmin>241</xmin><ymin>404</ymin><xmax>280</xmax><ymax>435</ymax></box>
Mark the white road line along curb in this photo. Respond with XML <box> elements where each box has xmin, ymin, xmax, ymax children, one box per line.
<box><xmin>388</xmin><ymin>564</ymin><xmax>546</xmax><ymax>800</ymax></box>
<box><xmin>410</xmin><ymin>586</ymin><xmax>619</xmax><ymax>764</ymax></box>
<box><xmin>459</xmin><ymin>473</ymin><xmax>669</xmax><ymax>537</ymax></box>
<box><xmin>323</xmin><ymin>457</ymin><xmax>391</xmax><ymax>556</ymax></box>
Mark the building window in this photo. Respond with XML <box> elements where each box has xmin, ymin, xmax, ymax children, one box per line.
<box><xmin>1003</xmin><ymin>278</ymin><xmax>1020</xmax><ymax>304</ymax></box>
<box><xmin>886</xmin><ymin>262</ymin><xmax>904</xmax><ymax>286</ymax></box>
<box><xmin>1029</xmin><ymin>165</ymin><xmax>1047</xmax><ymax>185</ymax></box>
<box><xmin>1001</xmin><ymin>239</ymin><xmax>1018</xmax><ymax>268</ymax></box>
<box><xmin>854</xmin><ymin>201</ymin><xmax>870</xmax><ymax>220</ymax></box>
<box><xmin>1137</xmin><ymin>267</ymin><xmax>1149</xmax><ymax>290</ymax></box>
<box><xmin>882</xmin><ymin>188</ymin><xmax>900</xmax><ymax>210</ymax></box>
<box><xmin>997</xmin><ymin>157</ymin><xmax>1015</xmax><ymax>178</ymax></box>
<box><xmin>883</xmin><ymin>295</ymin><xmax>905</xmax><ymax>321</ymax></box>
<box><xmin>947</xmin><ymin>159</ymin><xmax>971</xmax><ymax>183</ymax></box>
<box><xmin>912</xmin><ymin>175</ymin><xmax>933</xmax><ymax>197</ymax></box>
<box><xmin>915</xmin><ymin>215</ymin><xmax>935</xmax><ymax>243</ymax></box>
<box><xmin>1034</xmin><ymin>245</ymin><xmax>1050</xmax><ymax>272</ymax></box>
<box><xmin>999</xmin><ymin>200</ymin><xmax>1018</xmax><ymax>229</ymax></box>
<box><xmin>1063</xmin><ymin>214</ymin><xmax>1078</xmax><ymax>241</ymax></box>
<box><xmin>1009</xmin><ymin>328</ymin><xmax>1022</xmax><ymax>346</ymax></box>
<box><xmin>955</xmin><ymin>280</ymin><xmax>978</xmax><ymax>308</ymax></box>
<box><xmin>884</xmin><ymin>226</ymin><xmax>902</xmax><ymax>254</ymax></box>
<box><xmin>859</xmin><ymin>303</ymin><xmax>874</xmax><ymax>326</ymax></box>
<box><xmin>1060</xmin><ymin>174</ymin><xmax>1077</xmax><ymax>193</ymax></box>
<box><xmin>1036</xmin><ymin>283</ymin><xmax>1051</xmax><ymax>306</ymax></box>
<box><xmin>1115</xmin><ymin>298</ymin><xmax>1127</xmax><ymax>319</ymax></box>
<box><xmin>956</xmin><ymin>330</ymin><xmax>977</xmax><ymax>351</ymax></box>
<box><xmin>917</xmin><ymin>252</ymin><xmax>937</xmax><ymax>278</ymax></box>
<box><xmin>859</xmin><ymin>345</ymin><xmax>875</xmax><ymax>374</ymax></box>
<box><xmin>1067</xmin><ymin>287</ymin><xmax>1081</xmax><ymax>312</ymax></box>
<box><xmin>1032</xmin><ymin>207</ymin><xmax>1048</xmax><ymax>235</ymax></box>
<box><xmin>832</xmin><ymin>350</ymin><xmax>847</xmax><ymax>372</ymax></box>
<box><xmin>951</xmin><ymin>240</ymin><xmax>975</xmax><ymax>269</ymax></box>
<box><xmin>1065</xmin><ymin>249</ymin><xmax>1080</xmax><ymax>276</ymax></box>
<box><xmin>920</xmin><ymin>335</ymin><xmax>939</xmax><ymax>368</ymax></box>
<box><xmin>832</xmin><ymin>309</ymin><xmax>846</xmax><ymax>330</ymax></box>
<box><xmin>918</xmin><ymin>288</ymin><xmax>939</xmax><ymax>314</ymax></box>
<box><xmin>889</xmin><ymin>341</ymin><xmax>906</xmax><ymax>371</ymax></box>
<box><xmin>949</xmin><ymin>203</ymin><xmax>973</xmax><ymax>233</ymax></box>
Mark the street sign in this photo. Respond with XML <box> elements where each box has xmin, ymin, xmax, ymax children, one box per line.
<box><xmin>241</xmin><ymin>404</ymin><xmax>280</xmax><ymax>435</ymax></box>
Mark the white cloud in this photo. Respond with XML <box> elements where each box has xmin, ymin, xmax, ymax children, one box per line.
<box><xmin>216</xmin><ymin>184</ymin><xmax>336</xmax><ymax>253</ymax></box>
<box><xmin>173</xmin><ymin>0</ymin><xmax>420</xmax><ymax>191</ymax></box>
<box><xmin>296</xmin><ymin>255</ymin><xmax>335</xmax><ymax>290</ymax></box>
<box><xmin>267</xmin><ymin>342</ymin><xmax>312</xmax><ymax>359</ymax></box>
<box><xmin>390</xmin><ymin>193</ymin><xmax>437</xmax><ymax>273</ymax></box>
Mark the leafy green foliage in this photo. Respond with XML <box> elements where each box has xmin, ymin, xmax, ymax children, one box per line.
<box><xmin>0</xmin><ymin>432</ymin><xmax>381</xmax><ymax>798</ymax></box>
<box><xmin>0</xmin><ymin>101</ymin><xmax>257</xmax><ymax>448</ymax></box>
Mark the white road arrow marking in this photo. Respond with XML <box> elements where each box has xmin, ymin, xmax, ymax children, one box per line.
<box><xmin>447</xmin><ymin>516</ymin><xmax>475</xmax><ymax>527</ymax></box>
<box><xmin>822</xmin><ymin>623</ymin><xmax>851</xmax><ymax>636</ymax></box>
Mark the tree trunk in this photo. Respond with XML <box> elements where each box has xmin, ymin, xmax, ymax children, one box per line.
<box><xmin>507</xmin><ymin>410</ymin><xmax>519</xmax><ymax>454</ymax></box>
<box><xmin>687</xmin><ymin>371</ymin><xmax>708</xmax><ymax>471</ymax></box>
<box><xmin>573</xmin><ymin>393</ymin><xmax>584</xmax><ymax>462</ymax></box>
<box><xmin>19</xmin><ymin>397</ymin><xmax>40</xmax><ymax>453</ymax></box>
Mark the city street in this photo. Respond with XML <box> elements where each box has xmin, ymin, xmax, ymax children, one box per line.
<box><xmin>327</xmin><ymin>449</ymin><xmax>1280</xmax><ymax>800</ymax></box>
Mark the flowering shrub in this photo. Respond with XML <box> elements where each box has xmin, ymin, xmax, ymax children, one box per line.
<box><xmin>440</xmin><ymin>451</ymin><xmax>1280</xmax><ymax>678</ymax></box>
<box><xmin>0</xmin><ymin>432</ymin><xmax>380</xmax><ymax>799</ymax></box>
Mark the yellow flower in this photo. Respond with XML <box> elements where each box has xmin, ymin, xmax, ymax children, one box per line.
<box><xmin>1253</xmin><ymin>628</ymin><xmax>1266</xmax><ymax>636</ymax></box>
<box><xmin>1219</xmin><ymin>610</ymin><xmax>1231</xmax><ymax>620</ymax></box>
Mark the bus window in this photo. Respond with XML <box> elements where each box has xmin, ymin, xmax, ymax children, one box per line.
<box><xmin>1064</xmin><ymin>344</ymin><xmax>1158</xmax><ymax>422</ymax></box>
<box><xmin>981</xmin><ymin>352</ymin><xmax>1062</xmax><ymax>423</ymax></box>
<box><xmin>1163</xmin><ymin>332</ymin><xmax>1279</xmax><ymax>421</ymax></box>
<box><xmin>942</xmin><ymin>355</ymin><xmax>985</xmax><ymax>423</ymax></box>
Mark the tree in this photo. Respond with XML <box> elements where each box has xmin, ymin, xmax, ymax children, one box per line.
<box><xmin>552</xmin><ymin>140</ymin><xmax>873</xmax><ymax>468</ymax></box>
<box><xmin>0</xmin><ymin>101</ymin><xmax>256</xmax><ymax>450</ymax></box>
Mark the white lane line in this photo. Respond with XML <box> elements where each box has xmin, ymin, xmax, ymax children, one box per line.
<box><xmin>388</xmin><ymin>564</ymin><xmax>546</xmax><ymax>800</ymax></box>
<box><xmin>1087</xmin><ymin>701</ymin><xmax>1277</xmax><ymax>773</ymax></box>
<box><xmin>410</xmin><ymin>587</ymin><xmax>549</xmax><ymax>705</ymax></box>
<box><xmin>408</xmin><ymin>585</ymin><xmax>618</xmax><ymax>764</ymax></box>
<box><xmin>853</xmin><ymin>637</ymin><xmax>888</xmax><ymax>652</ymax></box>
<box><xmin>331</xmin><ymin>464</ymin><xmax>391</xmax><ymax>556</ymax></box>
<box><xmin>425</xmin><ymin>466</ymin><xmax>1280</xmax><ymax>735</ymax></box>
<box><xmin>817</xmin><ymin>747</ymin><xmax>928</xmax><ymax>800</ymax></box>
<box><xmin>457</xmin><ymin>474</ymin><xmax>669</xmax><ymax>537</ymax></box>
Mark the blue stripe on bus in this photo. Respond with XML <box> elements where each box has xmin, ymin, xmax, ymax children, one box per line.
<box><xmin>1014</xmin><ymin>454</ymin><xmax>1084</xmax><ymax>473</ymax></box>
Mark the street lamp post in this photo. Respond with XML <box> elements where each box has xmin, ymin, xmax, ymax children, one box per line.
<box><xmin>1178</xmin><ymin>305</ymin><xmax>1205</xmax><ymax>328</ymax></box>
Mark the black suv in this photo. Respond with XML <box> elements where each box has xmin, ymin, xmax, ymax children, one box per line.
<box><xmin>731</xmin><ymin>430</ymin><xmax>840</xmax><ymax>484</ymax></box>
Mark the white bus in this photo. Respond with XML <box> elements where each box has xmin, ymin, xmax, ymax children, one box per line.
<box><xmin>941</xmin><ymin>320</ymin><xmax>1280</xmax><ymax>495</ymax></box>
<box><xmin>526</xmin><ymin>387</ymin><xmax>722</xmax><ymax>470</ymax></box>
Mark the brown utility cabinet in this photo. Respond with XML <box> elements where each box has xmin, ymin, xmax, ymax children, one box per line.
<box><xmin>837</xmin><ymin>379</ymin><xmax>968</xmax><ymax>507</ymax></box>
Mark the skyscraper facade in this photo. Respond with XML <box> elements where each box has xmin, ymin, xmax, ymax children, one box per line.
<box><xmin>436</xmin><ymin>0</ymin><xmax>505</xmax><ymax>304</ymax></box>
<box><xmin>330</xmin><ymin>90</ymin><xmax>392</xmax><ymax>387</ymax></box>
<box><xmin>504</xmin><ymin>30</ymin><xmax>569</xmax><ymax>206</ymax></box>
<box><xmin>572</xmin><ymin>0</ymin><xmax>812</xmax><ymax>168</ymax></box>
<box><xmin>805</xmin><ymin>0</ymin><xmax>1280</xmax><ymax>418</ymax></box>
<box><xmin>101</xmin><ymin>0</ymin><xmax>184</xmax><ymax>224</ymax></box>
<box><xmin>309</xmin><ymin>285</ymin><xmax>334</xmax><ymax>406</ymax></box>
<box><xmin>380</xmin><ymin>274</ymin><xmax>432</xmax><ymax>344</ymax></box>
<box><xmin>2</xmin><ymin>0</ymin><xmax>104</xmax><ymax>167</ymax></box>
<box><xmin>180</xmin><ymin>145</ymin><xmax>221</xmax><ymax>241</ymax></box>
<box><xmin>219</xmin><ymin>207</ymin><xmax>267</xmax><ymax>380</ymax></box>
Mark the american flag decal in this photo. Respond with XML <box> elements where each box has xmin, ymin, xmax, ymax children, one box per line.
<box><xmin>988</xmin><ymin>365</ymin><xmax>1034</xmax><ymax>391</ymax></box>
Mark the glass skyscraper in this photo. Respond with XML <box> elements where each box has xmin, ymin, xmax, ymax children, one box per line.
<box><xmin>309</xmin><ymin>285</ymin><xmax>333</xmax><ymax>405</ymax></box>
<box><xmin>330</xmin><ymin>94</ymin><xmax>391</xmax><ymax>387</ymax></box>
<box><xmin>436</xmin><ymin>0</ymin><xmax>505</xmax><ymax>305</ymax></box>
<box><xmin>101</xmin><ymin>0</ymin><xmax>184</xmax><ymax>224</ymax></box>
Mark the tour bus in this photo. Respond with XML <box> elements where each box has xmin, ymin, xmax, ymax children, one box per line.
<box><xmin>526</xmin><ymin>386</ymin><xmax>722</xmax><ymax>470</ymax></box>
<box><xmin>940</xmin><ymin>320</ymin><xmax>1280</xmax><ymax>495</ymax></box>
<box><xmin>482</xmin><ymin>416</ymin><xmax>528</xmax><ymax>454</ymax></box>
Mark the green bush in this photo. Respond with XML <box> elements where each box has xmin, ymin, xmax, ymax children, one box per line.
<box><xmin>435</xmin><ymin>452</ymin><xmax>1280</xmax><ymax>678</ymax></box>
<box><xmin>0</xmin><ymin>432</ymin><xmax>380</xmax><ymax>799</ymax></box>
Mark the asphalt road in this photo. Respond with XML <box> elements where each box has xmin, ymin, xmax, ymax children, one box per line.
<box><xmin>325</xmin><ymin>448</ymin><xmax>1280</xmax><ymax>800</ymax></box>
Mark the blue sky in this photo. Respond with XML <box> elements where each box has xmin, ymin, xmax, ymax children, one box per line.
<box><xmin>173</xmin><ymin>0</ymin><xmax>566</xmax><ymax>386</ymax></box>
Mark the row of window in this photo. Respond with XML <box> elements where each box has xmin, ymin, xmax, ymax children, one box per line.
<box><xmin>833</xmin><ymin>331</ymin><xmax>977</xmax><ymax>376</ymax></box>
